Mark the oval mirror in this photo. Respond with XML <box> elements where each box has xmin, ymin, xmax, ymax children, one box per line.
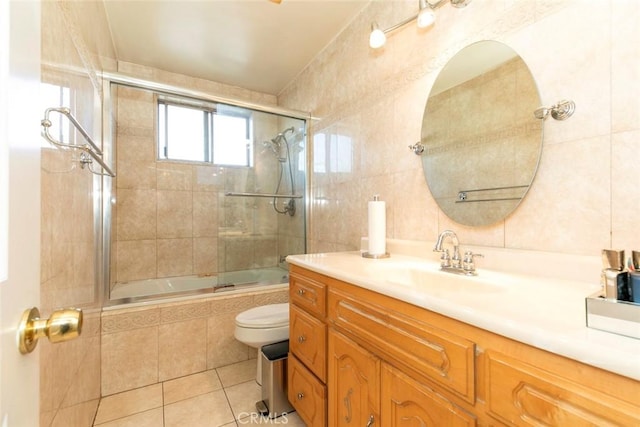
<box><xmin>421</xmin><ymin>40</ymin><xmax>542</xmax><ymax>227</ymax></box>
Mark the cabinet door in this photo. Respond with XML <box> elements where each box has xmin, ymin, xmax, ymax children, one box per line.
<box><xmin>485</xmin><ymin>350</ymin><xmax>640</xmax><ymax>426</ymax></box>
<box><xmin>328</xmin><ymin>329</ymin><xmax>380</xmax><ymax>427</ymax></box>
<box><xmin>288</xmin><ymin>354</ymin><xmax>326</xmax><ymax>427</ymax></box>
<box><xmin>381</xmin><ymin>363</ymin><xmax>476</xmax><ymax>427</ymax></box>
<box><xmin>290</xmin><ymin>303</ymin><xmax>327</xmax><ymax>381</ymax></box>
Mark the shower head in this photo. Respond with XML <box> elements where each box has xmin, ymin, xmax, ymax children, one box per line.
<box><xmin>263</xmin><ymin>136</ymin><xmax>286</xmax><ymax>162</ymax></box>
<box><xmin>282</xmin><ymin>126</ymin><xmax>295</xmax><ymax>136</ymax></box>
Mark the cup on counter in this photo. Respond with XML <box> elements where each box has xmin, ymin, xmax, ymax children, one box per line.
<box><xmin>630</xmin><ymin>271</ymin><xmax>640</xmax><ymax>303</ymax></box>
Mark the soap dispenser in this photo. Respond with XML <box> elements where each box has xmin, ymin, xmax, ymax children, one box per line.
<box><xmin>601</xmin><ymin>249</ymin><xmax>630</xmax><ymax>301</ymax></box>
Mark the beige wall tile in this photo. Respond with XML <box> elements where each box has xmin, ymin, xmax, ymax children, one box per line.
<box><xmin>192</xmin><ymin>165</ymin><xmax>224</xmax><ymax>192</ymax></box>
<box><xmin>159</xmin><ymin>318</ymin><xmax>208</xmax><ymax>381</ymax></box>
<box><xmin>193</xmin><ymin>191</ymin><xmax>218</xmax><ymax>237</ymax></box>
<box><xmin>207</xmin><ymin>313</ymin><xmax>250</xmax><ymax>369</ymax></box>
<box><xmin>116</xmin><ymin>188</ymin><xmax>157</xmax><ymax>240</ymax></box>
<box><xmin>157</xmin><ymin>190</ymin><xmax>193</xmax><ymax>238</ymax></box>
<box><xmin>116</xmin><ymin>134</ymin><xmax>157</xmax><ymax>190</ymax></box>
<box><xmin>101</xmin><ymin>328</ymin><xmax>159</xmax><ymax>396</ymax></box>
<box><xmin>193</xmin><ymin>237</ymin><xmax>218</xmax><ymax>276</ymax></box>
<box><xmin>157</xmin><ymin>162</ymin><xmax>193</xmax><ymax>191</ymax></box>
<box><xmin>611</xmin><ymin>129</ymin><xmax>640</xmax><ymax>251</ymax></box>
<box><xmin>160</xmin><ymin>300</ymin><xmax>210</xmax><ymax>324</ymax></box>
<box><xmin>157</xmin><ymin>238</ymin><xmax>193</xmax><ymax>277</ymax></box>
<box><xmin>116</xmin><ymin>240</ymin><xmax>157</xmax><ymax>283</ymax></box>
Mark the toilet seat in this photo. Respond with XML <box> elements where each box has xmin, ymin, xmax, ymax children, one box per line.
<box><xmin>235</xmin><ymin>303</ymin><xmax>289</xmax><ymax>329</ymax></box>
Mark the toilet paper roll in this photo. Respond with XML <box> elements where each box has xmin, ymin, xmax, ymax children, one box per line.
<box><xmin>368</xmin><ymin>199</ymin><xmax>386</xmax><ymax>255</ymax></box>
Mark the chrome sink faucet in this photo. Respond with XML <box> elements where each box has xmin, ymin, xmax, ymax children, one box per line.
<box><xmin>434</xmin><ymin>230</ymin><xmax>461</xmax><ymax>268</ymax></box>
<box><xmin>433</xmin><ymin>230</ymin><xmax>482</xmax><ymax>275</ymax></box>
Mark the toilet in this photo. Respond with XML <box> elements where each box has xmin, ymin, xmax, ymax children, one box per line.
<box><xmin>234</xmin><ymin>303</ymin><xmax>290</xmax><ymax>384</ymax></box>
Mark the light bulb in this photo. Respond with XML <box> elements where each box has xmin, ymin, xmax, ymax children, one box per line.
<box><xmin>416</xmin><ymin>8</ymin><xmax>436</xmax><ymax>28</ymax></box>
<box><xmin>369</xmin><ymin>23</ymin><xmax>386</xmax><ymax>49</ymax></box>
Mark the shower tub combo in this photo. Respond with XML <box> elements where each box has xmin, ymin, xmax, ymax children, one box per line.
<box><xmin>109</xmin><ymin>266</ymin><xmax>290</xmax><ymax>303</ymax></box>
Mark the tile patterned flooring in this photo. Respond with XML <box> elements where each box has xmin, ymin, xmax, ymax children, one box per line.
<box><xmin>92</xmin><ymin>359</ymin><xmax>306</xmax><ymax>426</ymax></box>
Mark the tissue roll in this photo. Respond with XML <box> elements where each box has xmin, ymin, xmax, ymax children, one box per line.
<box><xmin>368</xmin><ymin>200</ymin><xmax>386</xmax><ymax>255</ymax></box>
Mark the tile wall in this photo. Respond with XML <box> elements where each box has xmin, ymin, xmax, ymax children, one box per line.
<box><xmin>40</xmin><ymin>1</ymin><xmax>116</xmax><ymax>426</ymax></box>
<box><xmin>100</xmin><ymin>287</ymin><xmax>288</xmax><ymax>396</ymax></box>
<box><xmin>111</xmin><ymin>81</ymin><xmax>304</xmax><ymax>286</ymax></box>
<box><xmin>279</xmin><ymin>0</ymin><xmax>640</xmax><ymax>260</ymax></box>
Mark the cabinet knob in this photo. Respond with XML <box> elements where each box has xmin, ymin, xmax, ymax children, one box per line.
<box><xmin>297</xmin><ymin>392</ymin><xmax>304</xmax><ymax>400</ymax></box>
<box><xmin>298</xmin><ymin>335</ymin><xmax>306</xmax><ymax>343</ymax></box>
<box><xmin>297</xmin><ymin>288</ymin><xmax>305</xmax><ymax>296</ymax></box>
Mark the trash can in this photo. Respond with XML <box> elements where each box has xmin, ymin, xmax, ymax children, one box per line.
<box><xmin>256</xmin><ymin>340</ymin><xmax>294</xmax><ymax>419</ymax></box>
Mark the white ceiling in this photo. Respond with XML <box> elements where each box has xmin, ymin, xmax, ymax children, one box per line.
<box><xmin>103</xmin><ymin>0</ymin><xmax>369</xmax><ymax>96</ymax></box>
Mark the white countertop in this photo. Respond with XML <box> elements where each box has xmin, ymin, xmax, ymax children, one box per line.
<box><xmin>287</xmin><ymin>250</ymin><xmax>640</xmax><ymax>381</ymax></box>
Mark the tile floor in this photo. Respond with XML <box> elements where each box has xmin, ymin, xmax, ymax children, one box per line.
<box><xmin>92</xmin><ymin>359</ymin><xmax>306</xmax><ymax>426</ymax></box>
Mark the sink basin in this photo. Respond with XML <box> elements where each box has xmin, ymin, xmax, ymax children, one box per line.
<box><xmin>365</xmin><ymin>260</ymin><xmax>506</xmax><ymax>295</ymax></box>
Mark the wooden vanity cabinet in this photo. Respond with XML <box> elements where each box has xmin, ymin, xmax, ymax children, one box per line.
<box><xmin>288</xmin><ymin>267</ymin><xmax>328</xmax><ymax>427</ymax></box>
<box><xmin>289</xmin><ymin>265</ymin><xmax>640</xmax><ymax>427</ymax></box>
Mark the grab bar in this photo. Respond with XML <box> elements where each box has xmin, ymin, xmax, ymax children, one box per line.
<box><xmin>41</xmin><ymin>107</ymin><xmax>116</xmax><ymax>177</ymax></box>
<box><xmin>224</xmin><ymin>192</ymin><xmax>303</xmax><ymax>199</ymax></box>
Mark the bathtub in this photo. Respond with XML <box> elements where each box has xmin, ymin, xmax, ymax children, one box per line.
<box><xmin>108</xmin><ymin>266</ymin><xmax>289</xmax><ymax>304</ymax></box>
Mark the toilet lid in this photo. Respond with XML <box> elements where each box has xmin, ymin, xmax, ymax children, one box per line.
<box><xmin>235</xmin><ymin>303</ymin><xmax>289</xmax><ymax>328</ymax></box>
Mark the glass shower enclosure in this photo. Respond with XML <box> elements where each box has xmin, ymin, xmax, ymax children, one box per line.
<box><xmin>103</xmin><ymin>78</ymin><xmax>307</xmax><ymax>303</ymax></box>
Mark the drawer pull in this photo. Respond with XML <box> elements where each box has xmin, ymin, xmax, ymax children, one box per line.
<box><xmin>297</xmin><ymin>288</ymin><xmax>305</xmax><ymax>296</ymax></box>
<box><xmin>298</xmin><ymin>335</ymin><xmax>306</xmax><ymax>343</ymax></box>
<box><xmin>366</xmin><ymin>414</ymin><xmax>374</xmax><ymax>427</ymax></box>
<box><xmin>297</xmin><ymin>392</ymin><xmax>305</xmax><ymax>400</ymax></box>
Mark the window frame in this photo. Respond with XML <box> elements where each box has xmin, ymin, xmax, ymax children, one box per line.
<box><xmin>156</xmin><ymin>95</ymin><xmax>253</xmax><ymax>167</ymax></box>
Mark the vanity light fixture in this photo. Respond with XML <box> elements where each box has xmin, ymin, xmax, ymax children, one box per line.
<box><xmin>369</xmin><ymin>0</ymin><xmax>471</xmax><ymax>49</ymax></box>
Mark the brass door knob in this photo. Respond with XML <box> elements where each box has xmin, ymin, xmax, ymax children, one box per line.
<box><xmin>18</xmin><ymin>307</ymin><xmax>83</xmax><ymax>354</ymax></box>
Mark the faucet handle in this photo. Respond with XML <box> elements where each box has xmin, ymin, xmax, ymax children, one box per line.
<box><xmin>440</xmin><ymin>248</ymin><xmax>451</xmax><ymax>268</ymax></box>
<box><xmin>463</xmin><ymin>251</ymin><xmax>483</xmax><ymax>274</ymax></box>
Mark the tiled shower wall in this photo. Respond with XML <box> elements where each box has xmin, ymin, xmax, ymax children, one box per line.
<box><xmin>112</xmin><ymin>81</ymin><xmax>305</xmax><ymax>286</ymax></box>
<box><xmin>279</xmin><ymin>0</ymin><xmax>640</xmax><ymax>259</ymax></box>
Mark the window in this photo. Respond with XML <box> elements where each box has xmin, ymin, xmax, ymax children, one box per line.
<box><xmin>158</xmin><ymin>96</ymin><xmax>252</xmax><ymax>167</ymax></box>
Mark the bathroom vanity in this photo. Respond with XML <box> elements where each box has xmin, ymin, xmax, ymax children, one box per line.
<box><xmin>286</xmin><ymin>251</ymin><xmax>640</xmax><ymax>427</ymax></box>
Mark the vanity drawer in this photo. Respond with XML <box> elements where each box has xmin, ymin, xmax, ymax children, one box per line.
<box><xmin>288</xmin><ymin>354</ymin><xmax>326</xmax><ymax>427</ymax></box>
<box><xmin>328</xmin><ymin>285</ymin><xmax>475</xmax><ymax>404</ymax></box>
<box><xmin>485</xmin><ymin>350</ymin><xmax>640</xmax><ymax>426</ymax></box>
<box><xmin>290</xmin><ymin>303</ymin><xmax>327</xmax><ymax>381</ymax></box>
<box><xmin>289</xmin><ymin>268</ymin><xmax>326</xmax><ymax>318</ymax></box>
